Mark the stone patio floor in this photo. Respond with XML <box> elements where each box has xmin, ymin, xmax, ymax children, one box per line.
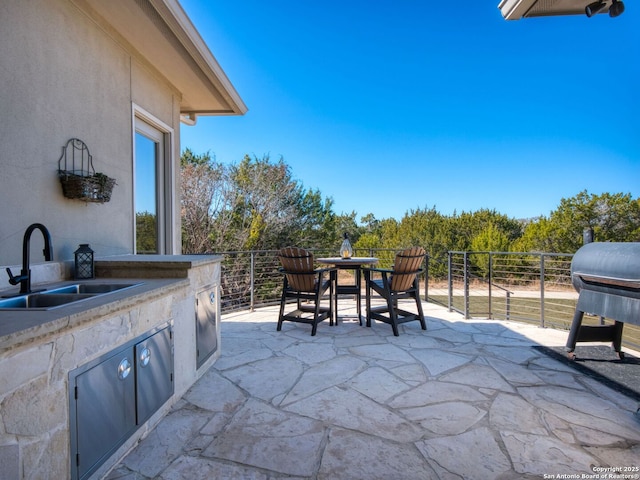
<box><xmin>107</xmin><ymin>301</ymin><xmax>640</xmax><ymax>480</ymax></box>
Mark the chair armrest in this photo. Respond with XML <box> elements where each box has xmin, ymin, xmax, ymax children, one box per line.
<box><xmin>363</xmin><ymin>267</ymin><xmax>393</xmax><ymax>274</ymax></box>
<box><xmin>279</xmin><ymin>267</ymin><xmax>335</xmax><ymax>275</ymax></box>
<box><xmin>364</xmin><ymin>267</ymin><xmax>424</xmax><ymax>275</ymax></box>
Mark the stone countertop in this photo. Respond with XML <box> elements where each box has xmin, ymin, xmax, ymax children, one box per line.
<box><xmin>94</xmin><ymin>254</ymin><xmax>222</xmax><ymax>267</ymax></box>
<box><xmin>0</xmin><ymin>254</ymin><xmax>223</xmax><ymax>352</ymax></box>
<box><xmin>0</xmin><ymin>278</ymin><xmax>188</xmax><ymax>353</ymax></box>
<box><xmin>95</xmin><ymin>254</ymin><xmax>224</xmax><ymax>278</ymax></box>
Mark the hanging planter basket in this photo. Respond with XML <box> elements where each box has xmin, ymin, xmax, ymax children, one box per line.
<box><xmin>57</xmin><ymin>138</ymin><xmax>116</xmax><ymax>203</ymax></box>
<box><xmin>58</xmin><ymin>171</ymin><xmax>116</xmax><ymax>203</ymax></box>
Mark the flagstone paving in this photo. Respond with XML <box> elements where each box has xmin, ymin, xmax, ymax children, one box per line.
<box><xmin>107</xmin><ymin>302</ymin><xmax>640</xmax><ymax>480</ymax></box>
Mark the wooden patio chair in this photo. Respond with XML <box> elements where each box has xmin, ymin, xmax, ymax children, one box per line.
<box><xmin>277</xmin><ymin>247</ymin><xmax>334</xmax><ymax>336</ymax></box>
<box><xmin>364</xmin><ymin>246</ymin><xmax>427</xmax><ymax>336</ymax></box>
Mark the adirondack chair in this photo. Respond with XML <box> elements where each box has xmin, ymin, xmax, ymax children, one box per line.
<box><xmin>364</xmin><ymin>246</ymin><xmax>427</xmax><ymax>336</ymax></box>
<box><xmin>277</xmin><ymin>247</ymin><xmax>334</xmax><ymax>336</ymax></box>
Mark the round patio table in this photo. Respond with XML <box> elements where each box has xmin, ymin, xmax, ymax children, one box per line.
<box><xmin>316</xmin><ymin>257</ymin><xmax>378</xmax><ymax>324</ymax></box>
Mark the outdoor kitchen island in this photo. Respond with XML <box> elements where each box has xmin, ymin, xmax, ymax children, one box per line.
<box><xmin>0</xmin><ymin>255</ymin><xmax>222</xmax><ymax>480</ymax></box>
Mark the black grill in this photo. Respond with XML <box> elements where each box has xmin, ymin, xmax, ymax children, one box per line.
<box><xmin>566</xmin><ymin>242</ymin><xmax>640</xmax><ymax>359</ymax></box>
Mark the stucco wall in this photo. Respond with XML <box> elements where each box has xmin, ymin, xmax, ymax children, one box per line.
<box><xmin>0</xmin><ymin>0</ymin><xmax>181</xmax><ymax>267</ymax></box>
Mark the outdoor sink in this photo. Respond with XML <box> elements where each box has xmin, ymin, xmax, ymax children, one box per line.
<box><xmin>0</xmin><ymin>283</ymin><xmax>143</xmax><ymax>310</ymax></box>
<box><xmin>0</xmin><ymin>293</ymin><xmax>96</xmax><ymax>310</ymax></box>
<box><xmin>44</xmin><ymin>283</ymin><xmax>142</xmax><ymax>295</ymax></box>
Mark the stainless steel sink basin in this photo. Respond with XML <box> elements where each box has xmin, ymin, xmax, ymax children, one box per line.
<box><xmin>0</xmin><ymin>293</ymin><xmax>96</xmax><ymax>310</ymax></box>
<box><xmin>0</xmin><ymin>282</ymin><xmax>143</xmax><ymax>310</ymax></box>
<box><xmin>45</xmin><ymin>283</ymin><xmax>142</xmax><ymax>295</ymax></box>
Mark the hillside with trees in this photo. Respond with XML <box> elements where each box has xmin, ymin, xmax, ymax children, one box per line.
<box><xmin>180</xmin><ymin>149</ymin><xmax>640</xmax><ymax>257</ymax></box>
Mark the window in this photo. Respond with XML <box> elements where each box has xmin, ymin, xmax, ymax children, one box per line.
<box><xmin>133</xmin><ymin>108</ymin><xmax>173</xmax><ymax>254</ymax></box>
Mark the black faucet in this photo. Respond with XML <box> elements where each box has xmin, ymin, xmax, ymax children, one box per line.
<box><xmin>6</xmin><ymin>223</ymin><xmax>53</xmax><ymax>294</ymax></box>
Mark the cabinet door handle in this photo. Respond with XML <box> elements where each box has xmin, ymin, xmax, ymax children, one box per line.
<box><xmin>139</xmin><ymin>347</ymin><xmax>151</xmax><ymax>368</ymax></box>
<box><xmin>117</xmin><ymin>358</ymin><xmax>132</xmax><ymax>380</ymax></box>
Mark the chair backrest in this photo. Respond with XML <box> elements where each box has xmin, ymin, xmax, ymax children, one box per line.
<box><xmin>278</xmin><ymin>247</ymin><xmax>316</xmax><ymax>292</ymax></box>
<box><xmin>391</xmin><ymin>246</ymin><xmax>426</xmax><ymax>291</ymax></box>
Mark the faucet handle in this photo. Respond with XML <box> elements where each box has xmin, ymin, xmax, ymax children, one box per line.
<box><xmin>6</xmin><ymin>267</ymin><xmax>22</xmax><ymax>286</ymax></box>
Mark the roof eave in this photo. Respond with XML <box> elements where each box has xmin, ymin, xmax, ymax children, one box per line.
<box><xmin>151</xmin><ymin>0</ymin><xmax>248</xmax><ymax>118</ymax></box>
<box><xmin>73</xmin><ymin>0</ymin><xmax>247</xmax><ymax>120</ymax></box>
<box><xmin>498</xmin><ymin>0</ymin><xmax>616</xmax><ymax>20</ymax></box>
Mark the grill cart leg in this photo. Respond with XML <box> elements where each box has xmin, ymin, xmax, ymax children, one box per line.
<box><xmin>566</xmin><ymin>310</ymin><xmax>626</xmax><ymax>360</ymax></box>
<box><xmin>566</xmin><ymin>309</ymin><xmax>584</xmax><ymax>360</ymax></box>
<box><xmin>612</xmin><ymin>321</ymin><xmax>625</xmax><ymax>360</ymax></box>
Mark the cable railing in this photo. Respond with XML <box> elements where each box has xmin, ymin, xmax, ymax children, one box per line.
<box><xmin>215</xmin><ymin>248</ymin><xmax>639</xmax><ymax>350</ymax></box>
<box><xmin>446</xmin><ymin>251</ymin><xmax>575</xmax><ymax>327</ymax></box>
<box><xmin>446</xmin><ymin>250</ymin><xmax>639</xmax><ymax>351</ymax></box>
<box><xmin>217</xmin><ymin>248</ymin><xmax>407</xmax><ymax>313</ymax></box>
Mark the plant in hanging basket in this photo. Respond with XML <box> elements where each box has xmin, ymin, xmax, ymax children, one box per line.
<box><xmin>58</xmin><ymin>170</ymin><xmax>116</xmax><ymax>203</ymax></box>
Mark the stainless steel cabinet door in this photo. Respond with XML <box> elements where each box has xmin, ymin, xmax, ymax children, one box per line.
<box><xmin>75</xmin><ymin>351</ymin><xmax>136</xmax><ymax>480</ymax></box>
<box><xmin>135</xmin><ymin>326</ymin><xmax>173</xmax><ymax>424</ymax></box>
<box><xmin>196</xmin><ymin>286</ymin><xmax>218</xmax><ymax>368</ymax></box>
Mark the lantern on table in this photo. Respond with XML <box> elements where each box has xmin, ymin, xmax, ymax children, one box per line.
<box><xmin>340</xmin><ymin>233</ymin><xmax>353</xmax><ymax>259</ymax></box>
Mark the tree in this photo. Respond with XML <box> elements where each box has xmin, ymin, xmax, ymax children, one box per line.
<box><xmin>181</xmin><ymin>151</ymin><xmax>337</xmax><ymax>253</ymax></box>
<box><xmin>354</xmin><ymin>232</ymin><xmax>382</xmax><ymax>251</ymax></box>
<box><xmin>180</xmin><ymin>146</ymin><xmax>638</xmax><ymax>265</ymax></box>
<box><xmin>360</xmin><ymin>213</ymin><xmax>380</xmax><ymax>233</ymax></box>
<box><xmin>470</xmin><ymin>223</ymin><xmax>511</xmax><ymax>252</ymax></box>
<box><xmin>180</xmin><ymin>149</ymin><xmax>229</xmax><ymax>253</ymax></box>
<box><xmin>511</xmin><ymin>217</ymin><xmax>556</xmax><ymax>253</ymax></box>
<box><xmin>448</xmin><ymin>209</ymin><xmax>522</xmax><ymax>251</ymax></box>
<box><xmin>334</xmin><ymin>212</ymin><xmax>360</xmax><ymax>248</ymax></box>
<box><xmin>136</xmin><ymin>211</ymin><xmax>157</xmax><ymax>254</ymax></box>
<box><xmin>229</xmin><ymin>154</ymin><xmax>313</xmax><ymax>250</ymax></box>
<box><xmin>516</xmin><ymin>190</ymin><xmax>640</xmax><ymax>253</ymax></box>
<box><xmin>292</xmin><ymin>190</ymin><xmax>336</xmax><ymax>248</ymax></box>
<box><xmin>396</xmin><ymin>208</ymin><xmax>450</xmax><ymax>275</ymax></box>
<box><xmin>470</xmin><ymin>223</ymin><xmax>512</xmax><ymax>277</ymax></box>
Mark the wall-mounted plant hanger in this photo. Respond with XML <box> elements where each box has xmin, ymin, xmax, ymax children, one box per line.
<box><xmin>57</xmin><ymin>138</ymin><xmax>116</xmax><ymax>203</ymax></box>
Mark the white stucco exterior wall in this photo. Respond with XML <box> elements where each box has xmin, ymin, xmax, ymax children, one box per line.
<box><xmin>0</xmin><ymin>0</ymin><xmax>181</xmax><ymax>266</ymax></box>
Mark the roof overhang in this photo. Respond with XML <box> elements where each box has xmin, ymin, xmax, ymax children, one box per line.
<box><xmin>499</xmin><ymin>0</ymin><xmax>620</xmax><ymax>19</ymax></box>
<box><xmin>72</xmin><ymin>0</ymin><xmax>247</xmax><ymax>121</ymax></box>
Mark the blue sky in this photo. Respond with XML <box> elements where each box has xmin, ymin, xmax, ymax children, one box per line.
<box><xmin>179</xmin><ymin>1</ymin><xmax>639</xmax><ymax>221</ymax></box>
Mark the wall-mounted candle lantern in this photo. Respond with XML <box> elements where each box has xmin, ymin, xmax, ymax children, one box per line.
<box><xmin>74</xmin><ymin>244</ymin><xmax>94</xmax><ymax>279</ymax></box>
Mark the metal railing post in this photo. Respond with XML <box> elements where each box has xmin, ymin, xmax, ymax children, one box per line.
<box><xmin>464</xmin><ymin>252</ymin><xmax>470</xmax><ymax>319</ymax></box>
<box><xmin>448</xmin><ymin>252</ymin><xmax>453</xmax><ymax>312</ymax></box>
<box><xmin>539</xmin><ymin>253</ymin><xmax>545</xmax><ymax>327</ymax></box>
<box><xmin>250</xmin><ymin>251</ymin><xmax>255</xmax><ymax>312</ymax></box>
<box><xmin>488</xmin><ymin>252</ymin><xmax>493</xmax><ymax>319</ymax></box>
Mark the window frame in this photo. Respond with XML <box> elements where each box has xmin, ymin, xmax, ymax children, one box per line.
<box><xmin>132</xmin><ymin>104</ymin><xmax>175</xmax><ymax>254</ymax></box>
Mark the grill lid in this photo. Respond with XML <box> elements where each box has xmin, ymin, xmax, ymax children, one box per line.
<box><xmin>571</xmin><ymin>242</ymin><xmax>640</xmax><ymax>298</ymax></box>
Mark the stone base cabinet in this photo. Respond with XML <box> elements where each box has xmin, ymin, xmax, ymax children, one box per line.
<box><xmin>0</xmin><ymin>255</ymin><xmax>221</xmax><ymax>480</ymax></box>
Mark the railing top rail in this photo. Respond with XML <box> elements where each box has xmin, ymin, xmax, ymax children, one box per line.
<box><xmin>208</xmin><ymin>249</ymin><xmax>572</xmax><ymax>257</ymax></box>
<box><xmin>448</xmin><ymin>250</ymin><xmax>574</xmax><ymax>258</ymax></box>
<box><xmin>211</xmin><ymin>247</ymin><xmax>422</xmax><ymax>255</ymax></box>
<box><xmin>212</xmin><ymin>249</ymin><xmax>278</xmax><ymax>255</ymax></box>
